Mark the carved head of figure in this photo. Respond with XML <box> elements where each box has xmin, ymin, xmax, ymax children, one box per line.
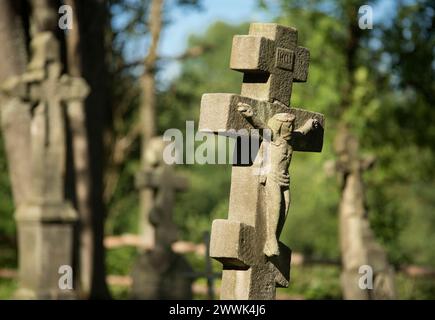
<box><xmin>267</xmin><ymin>113</ymin><xmax>296</xmax><ymax>141</ymax></box>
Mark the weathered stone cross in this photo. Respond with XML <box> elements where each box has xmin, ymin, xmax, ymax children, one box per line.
<box><xmin>132</xmin><ymin>136</ymin><xmax>193</xmax><ymax>299</ymax></box>
<box><xmin>0</xmin><ymin>32</ymin><xmax>89</xmax><ymax>299</ymax></box>
<box><xmin>332</xmin><ymin>128</ymin><xmax>395</xmax><ymax>299</ymax></box>
<box><xmin>135</xmin><ymin>137</ymin><xmax>189</xmax><ymax>249</ymax></box>
<box><xmin>2</xmin><ymin>32</ymin><xmax>89</xmax><ymax>206</ymax></box>
<box><xmin>199</xmin><ymin>23</ymin><xmax>325</xmax><ymax>299</ymax></box>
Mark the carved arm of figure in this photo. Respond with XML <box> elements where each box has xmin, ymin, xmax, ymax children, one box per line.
<box><xmin>238</xmin><ymin>102</ymin><xmax>319</xmax><ymax>135</ymax></box>
<box><xmin>294</xmin><ymin>118</ymin><xmax>319</xmax><ymax>135</ymax></box>
<box><xmin>237</xmin><ymin>102</ymin><xmax>270</xmax><ymax>184</ymax></box>
<box><xmin>237</xmin><ymin>102</ymin><xmax>269</xmax><ymax>131</ymax></box>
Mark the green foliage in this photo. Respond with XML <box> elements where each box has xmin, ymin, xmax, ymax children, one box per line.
<box><xmin>0</xmin><ymin>245</ymin><xmax>17</xmax><ymax>269</ymax></box>
<box><xmin>109</xmin><ymin>284</ymin><xmax>131</xmax><ymax>300</ymax></box>
<box><xmin>280</xmin><ymin>265</ymin><xmax>342</xmax><ymax>299</ymax></box>
<box><xmin>395</xmin><ymin>274</ymin><xmax>435</xmax><ymax>300</ymax></box>
<box><xmin>0</xmin><ymin>279</ymin><xmax>17</xmax><ymax>300</ymax></box>
<box><xmin>272</xmin><ymin>0</ymin><xmax>435</xmax><ymax>270</ymax></box>
<box><xmin>284</xmin><ymin>265</ymin><xmax>435</xmax><ymax>300</ymax></box>
<box><xmin>106</xmin><ymin>247</ymin><xmax>139</xmax><ymax>275</ymax></box>
<box><xmin>363</xmin><ymin>0</ymin><xmax>435</xmax><ymax>266</ymax></box>
<box><xmin>157</xmin><ymin>22</ymin><xmax>248</xmax><ymax>131</ymax></box>
<box><xmin>157</xmin><ymin>22</ymin><xmax>249</xmax><ymax>242</ymax></box>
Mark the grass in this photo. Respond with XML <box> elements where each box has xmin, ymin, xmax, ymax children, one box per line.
<box><xmin>0</xmin><ymin>278</ymin><xmax>17</xmax><ymax>300</ymax></box>
<box><xmin>280</xmin><ymin>265</ymin><xmax>342</xmax><ymax>299</ymax></box>
<box><xmin>1</xmin><ymin>246</ymin><xmax>435</xmax><ymax>300</ymax></box>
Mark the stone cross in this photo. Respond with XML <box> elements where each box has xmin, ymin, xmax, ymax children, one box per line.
<box><xmin>0</xmin><ymin>32</ymin><xmax>89</xmax><ymax>299</ymax></box>
<box><xmin>332</xmin><ymin>128</ymin><xmax>396</xmax><ymax>299</ymax></box>
<box><xmin>135</xmin><ymin>137</ymin><xmax>188</xmax><ymax>250</ymax></box>
<box><xmin>132</xmin><ymin>136</ymin><xmax>193</xmax><ymax>299</ymax></box>
<box><xmin>199</xmin><ymin>23</ymin><xmax>325</xmax><ymax>299</ymax></box>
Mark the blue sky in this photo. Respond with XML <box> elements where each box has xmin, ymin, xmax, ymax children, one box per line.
<box><xmin>160</xmin><ymin>0</ymin><xmax>276</xmax><ymax>57</ymax></box>
<box><xmin>158</xmin><ymin>0</ymin><xmax>277</xmax><ymax>82</ymax></box>
<box><xmin>118</xmin><ymin>0</ymin><xmax>399</xmax><ymax>82</ymax></box>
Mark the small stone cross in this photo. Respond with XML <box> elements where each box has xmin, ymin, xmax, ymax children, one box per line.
<box><xmin>135</xmin><ymin>137</ymin><xmax>189</xmax><ymax>249</ymax></box>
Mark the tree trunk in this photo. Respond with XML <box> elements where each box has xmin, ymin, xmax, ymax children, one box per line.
<box><xmin>71</xmin><ymin>0</ymin><xmax>111</xmax><ymax>299</ymax></box>
<box><xmin>139</xmin><ymin>0</ymin><xmax>164</xmax><ymax>248</ymax></box>
<box><xmin>63</xmin><ymin>0</ymin><xmax>105</xmax><ymax>299</ymax></box>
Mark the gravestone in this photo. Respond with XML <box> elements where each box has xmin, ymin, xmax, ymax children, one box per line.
<box><xmin>131</xmin><ymin>136</ymin><xmax>193</xmax><ymax>299</ymax></box>
<box><xmin>333</xmin><ymin>128</ymin><xmax>396</xmax><ymax>299</ymax></box>
<box><xmin>0</xmin><ymin>32</ymin><xmax>89</xmax><ymax>299</ymax></box>
<box><xmin>198</xmin><ymin>23</ymin><xmax>325</xmax><ymax>299</ymax></box>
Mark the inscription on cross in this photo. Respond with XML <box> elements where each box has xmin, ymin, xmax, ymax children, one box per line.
<box><xmin>199</xmin><ymin>23</ymin><xmax>325</xmax><ymax>300</ymax></box>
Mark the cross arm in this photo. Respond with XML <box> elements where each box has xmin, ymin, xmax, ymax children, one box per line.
<box><xmin>199</xmin><ymin>93</ymin><xmax>324</xmax><ymax>152</ymax></box>
<box><xmin>230</xmin><ymin>36</ymin><xmax>274</xmax><ymax>73</ymax></box>
<box><xmin>0</xmin><ymin>77</ymin><xmax>28</xmax><ymax>99</ymax></box>
<box><xmin>0</xmin><ymin>69</ymin><xmax>45</xmax><ymax>100</ymax></box>
<box><xmin>135</xmin><ymin>168</ymin><xmax>189</xmax><ymax>191</ymax></box>
<box><xmin>209</xmin><ymin>219</ymin><xmax>257</xmax><ymax>269</ymax></box>
<box><xmin>291</xmin><ymin>109</ymin><xmax>324</xmax><ymax>152</ymax></box>
<box><xmin>210</xmin><ymin>219</ymin><xmax>291</xmax><ymax>287</ymax></box>
<box><xmin>59</xmin><ymin>75</ymin><xmax>90</xmax><ymax>101</ymax></box>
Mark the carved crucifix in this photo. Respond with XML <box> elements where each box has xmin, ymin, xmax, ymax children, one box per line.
<box><xmin>199</xmin><ymin>23</ymin><xmax>325</xmax><ymax>299</ymax></box>
<box><xmin>0</xmin><ymin>31</ymin><xmax>89</xmax><ymax>299</ymax></box>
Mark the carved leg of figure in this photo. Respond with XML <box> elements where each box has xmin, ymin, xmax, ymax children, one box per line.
<box><xmin>264</xmin><ymin>181</ymin><xmax>281</xmax><ymax>257</ymax></box>
<box><xmin>277</xmin><ymin>188</ymin><xmax>290</xmax><ymax>238</ymax></box>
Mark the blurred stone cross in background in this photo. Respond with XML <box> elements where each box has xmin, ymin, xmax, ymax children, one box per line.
<box><xmin>186</xmin><ymin>231</ymin><xmax>221</xmax><ymax>300</ymax></box>
<box><xmin>0</xmin><ymin>31</ymin><xmax>89</xmax><ymax>299</ymax></box>
<box><xmin>330</xmin><ymin>128</ymin><xmax>396</xmax><ymax>299</ymax></box>
<box><xmin>131</xmin><ymin>136</ymin><xmax>194</xmax><ymax>299</ymax></box>
<box><xmin>199</xmin><ymin>23</ymin><xmax>325</xmax><ymax>299</ymax></box>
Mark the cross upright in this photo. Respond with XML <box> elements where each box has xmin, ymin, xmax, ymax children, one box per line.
<box><xmin>199</xmin><ymin>23</ymin><xmax>325</xmax><ymax>299</ymax></box>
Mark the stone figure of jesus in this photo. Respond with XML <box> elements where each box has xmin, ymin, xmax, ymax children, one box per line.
<box><xmin>238</xmin><ymin>103</ymin><xmax>318</xmax><ymax>257</ymax></box>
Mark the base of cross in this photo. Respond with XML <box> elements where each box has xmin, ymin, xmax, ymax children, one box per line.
<box><xmin>210</xmin><ymin>219</ymin><xmax>291</xmax><ymax>300</ymax></box>
<box><xmin>13</xmin><ymin>202</ymin><xmax>78</xmax><ymax>299</ymax></box>
<box><xmin>131</xmin><ymin>247</ymin><xmax>194</xmax><ymax>300</ymax></box>
<box><xmin>13</xmin><ymin>286</ymin><xmax>76</xmax><ymax>300</ymax></box>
